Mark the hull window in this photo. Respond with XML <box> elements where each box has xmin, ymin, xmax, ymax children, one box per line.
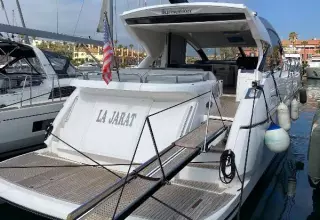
<box><xmin>32</xmin><ymin>118</ymin><xmax>54</xmax><ymax>132</ymax></box>
<box><xmin>48</xmin><ymin>86</ymin><xmax>76</xmax><ymax>99</ymax></box>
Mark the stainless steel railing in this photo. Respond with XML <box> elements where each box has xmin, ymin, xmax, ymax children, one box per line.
<box><xmin>0</xmin><ymin>74</ymin><xmax>66</xmax><ymax>109</ymax></box>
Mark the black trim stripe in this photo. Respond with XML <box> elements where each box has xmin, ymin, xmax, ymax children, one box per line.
<box><xmin>2</xmin><ymin>111</ymin><xmax>60</xmax><ymax>121</ymax></box>
<box><xmin>126</xmin><ymin>13</ymin><xmax>246</xmax><ymax>25</ymax></box>
<box><xmin>0</xmin><ymin>196</ymin><xmax>61</xmax><ymax>220</ymax></box>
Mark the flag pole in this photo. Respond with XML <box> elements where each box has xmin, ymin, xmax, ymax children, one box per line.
<box><xmin>104</xmin><ymin>11</ymin><xmax>120</xmax><ymax>82</ymax></box>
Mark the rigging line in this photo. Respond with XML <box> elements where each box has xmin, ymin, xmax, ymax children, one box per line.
<box><xmin>49</xmin><ymin>133</ymin><xmax>121</xmax><ymax>178</ymax></box>
<box><xmin>257</xmin><ymin>85</ymin><xmax>275</xmax><ymax>124</ymax></box>
<box><xmin>151</xmin><ymin>196</ymin><xmax>193</xmax><ymax>220</ymax></box>
<box><xmin>236</xmin><ymin>87</ymin><xmax>257</xmax><ymax>220</ymax></box>
<box><xmin>73</xmin><ymin>0</ymin><xmax>85</xmax><ymax>36</ymax></box>
<box><xmin>0</xmin><ymin>163</ymin><xmax>143</xmax><ymax>169</ymax></box>
<box><xmin>149</xmin><ymin>90</ymin><xmax>211</xmax><ymax>117</ymax></box>
<box><xmin>203</xmin><ymin>86</ymin><xmax>213</xmax><ymax>152</ymax></box>
<box><xmin>211</xmin><ymin>90</ymin><xmax>226</xmax><ymax>129</ymax></box>
<box><xmin>0</xmin><ymin>0</ymin><xmax>10</xmax><ymax>38</ymax></box>
<box><xmin>271</xmin><ymin>69</ymin><xmax>282</xmax><ymax>103</ymax></box>
<box><xmin>147</xmin><ymin>117</ymin><xmax>166</xmax><ymax>179</ymax></box>
<box><xmin>111</xmin><ymin>119</ymin><xmax>147</xmax><ymax>219</ymax></box>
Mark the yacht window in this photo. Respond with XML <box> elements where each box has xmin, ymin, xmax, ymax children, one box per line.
<box><xmin>47</xmin><ymin>56</ymin><xmax>67</xmax><ymax>71</ymax></box>
<box><xmin>43</xmin><ymin>50</ymin><xmax>79</xmax><ymax>78</ymax></box>
<box><xmin>66</xmin><ymin>65</ymin><xmax>77</xmax><ymax>75</ymax></box>
<box><xmin>5</xmin><ymin>57</ymin><xmax>45</xmax><ymax>75</ymax></box>
<box><xmin>261</xmin><ymin>46</ymin><xmax>282</xmax><ymax>72</ymax></box>
<box><xmin>126</xmin><ymin>13</ymin><xmax>246</xmax><ymax>25</ymax></box>
<box><xmin>186</xmin><ymin>44</ymin><xmax>201</xmax><ymax>64</ymax></box>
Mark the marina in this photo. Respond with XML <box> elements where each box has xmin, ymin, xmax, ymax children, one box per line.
<box><xmin>0</xmin><ymin>0</ymin><xmax>319</xmax><ymax>220</ymax></box>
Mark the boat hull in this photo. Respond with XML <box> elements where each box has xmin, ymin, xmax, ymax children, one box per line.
<box><xmin>306</xmin><ymin>67</ymin><xmax>320</xmax><ymax>79</ymax></box>
<box><xmin>0</xmin><ymin>101</ymin><xmax>64</xmax><ymax>155</ymax></box>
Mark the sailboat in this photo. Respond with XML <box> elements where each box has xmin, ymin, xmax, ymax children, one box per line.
<box><xmin>0</xmin><ymin>9</ymin><xmax>104</xmax><ymax>155</ymax></box>
<box><xmin>0</xmin><ymin>1</ymin><xmax>303</xmax><ymax>219</ymax></box>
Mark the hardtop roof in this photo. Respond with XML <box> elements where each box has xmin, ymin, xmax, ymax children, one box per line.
<box><xmin>120</xmin><ymin>2</ymin><xmax>273</xmax><ymax>58</ymax></box>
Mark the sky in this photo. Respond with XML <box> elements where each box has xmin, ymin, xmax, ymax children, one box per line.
<box><xmin>0</xmin><ymin>0</ymin><xmax>319</xmax><ymax>48</ymax></box>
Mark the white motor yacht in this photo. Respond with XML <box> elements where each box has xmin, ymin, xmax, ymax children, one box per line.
<box><xmin>306</xmin><ymin>56</ymin><xmax>320</xmax><ymax>79</ymax></box>
<box><xmin>0</xmin><ymin>2</ymin><xmax>302</xmax><ymax>220</ymax></box>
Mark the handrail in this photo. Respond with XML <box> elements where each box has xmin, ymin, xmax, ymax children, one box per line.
<box><xmin>0</xmin><ymin>72</ymin><xmax>11</xmax><ymax>90</ymax></box>
<box><xmin>145</xmin><ymin>72</ymin><xmax>207</xmax><ymax>83</ymax></box>
<box><xmin>82</xmin><ymin>71</ymin><xmax>144</xmax><ymax>83</ymax></box>
<box><xmin>20</xmin><ymin>74</ymin><xmax>33</xmax><ymax>107</ymax></box>
<box><xmin>0</xmin><ymin>73</ymin><xmax>69</xmax><ymax>109</ymax></box>
<box><xmin>81</xmin><ymin>70</ymin><xmax>210</xmax><ymax>84</ymax></box>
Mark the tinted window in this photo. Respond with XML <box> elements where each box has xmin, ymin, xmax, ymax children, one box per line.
<box><xmin>48</xmin><ymin>57</ymin><xmax>66</xmax><ymax>71</ymax></box>
<box><xmin>43</xmin><ymin>50</ymin><xmax>79</xmax><ymax>78</ymax></box>
<box><xmin>6</xmin><ymin>57</ymin><xmax>45</xmax><ymax>75</ymax></box>
<box><xmin>268</xmin><ymin>29</ymin><xmax>282</xmax><ymax>48</ymax></box>
<box><xmin>126</xmin><ymin>13</ymin><xmax>246</xmax><ymax>25</ymax></box>
<box><xmin>49</xmin><ymin>86</ymin><xmax>76</xmax><ymax>99</ymax></box>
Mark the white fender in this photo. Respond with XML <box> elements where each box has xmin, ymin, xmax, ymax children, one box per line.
<box><xmin>291</xmin><ymin>98</ymin><xmax>299</xmax><ymax>120</ymax></box>
<box><xmin>265</xmin><ymin>123</ymin><xmax>290</xmax><ymax>153</ymax></box>
<box><xmin>277</xmin><ymin>102</ymin><xmax>291</xmax><ymax>131</ymax></box>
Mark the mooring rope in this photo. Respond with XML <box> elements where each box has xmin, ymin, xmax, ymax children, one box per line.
<box><xmin>236</xmin><ymin>87</ymin><xmax>257</xmax><ymax>220</ymax></box>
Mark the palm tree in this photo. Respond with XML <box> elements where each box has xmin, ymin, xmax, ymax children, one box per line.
<box><xmin>129</xmin><ymin>44</ymin><xmax>134</xmax><ymax>57</ymax></box>
<box><xmin>118</xmin><ymin>44</ymin><xmax>123</xmax><ymax>51</ymax></box>
<box><xmin>124</xmin><ymin>46</ymin><xmax>128</xmax><ymax>56</ymax></box>
<box><xmin>117</xmin><ymin>44</ymin><xmax>124</xmax><ymax>64</ymax></box>
<box><xmin>289</xmin><ymin>32</ymin><xmax>298</xmax><ymax>52</ymax></box>
<box><xmin>301</xmin><ymin>40</ymin><xmax>308</xmax><ymax>61</ymax></box>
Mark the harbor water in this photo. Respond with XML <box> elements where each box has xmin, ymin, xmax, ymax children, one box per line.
<box><xmin>1</xmin><ymin>79</ymin><xmax>320</xmax><ymax>220</ymax></box>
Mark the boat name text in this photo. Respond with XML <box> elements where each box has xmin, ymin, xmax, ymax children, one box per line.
<box><xmin>96</xmin><ymin>110</ymin><xmax>137</xmax><ymax>127</ymax></box>
<box><xmin>161</xmin><ymin>8</ymin><xmax>192</xmax><ymax>15</ymax></box>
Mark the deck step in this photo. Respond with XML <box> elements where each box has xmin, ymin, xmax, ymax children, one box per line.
<box><xmin>172</xmin><ymin>178</ymin><xmax>226</xmax><ymax>193</ymax></box>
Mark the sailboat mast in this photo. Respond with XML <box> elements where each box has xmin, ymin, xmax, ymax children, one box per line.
<box><xmin>15</xmin><ymin>0</ymin><xmax>30</xmax><ymax>44</ymax></box>
<box><xmin>0</xmin><ymin>0</ymin><xmax>10</xmax><ymax>38</ymax></box>
<box><xmin>107</xmin><ymin>0</ymin><xmax>113</xmax><ymax>39</ymax></box>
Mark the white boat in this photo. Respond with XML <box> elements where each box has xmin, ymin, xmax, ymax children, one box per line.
<box><xmin>306</xmin><ymin>56</ymin><xmax>320</xmax><ymax>79</ymax></box>
<box><xmin>0</xmin><ymin>2</ymin><xmax>301</xmax><ymax>220</ymax></box>
<box><xmin>77</xmin><ymin>62</ymin><xmax>101</xmax><ymax>73</ymax></box>
<box><xmin>0</xmin><ymin>39</ymin><xmax>81</xmax><ymax>155</ymax></box>
<box><xmin>284</xmin><ymin>53</ymin><xmax>301</xmax><ymax>66</ymax></box>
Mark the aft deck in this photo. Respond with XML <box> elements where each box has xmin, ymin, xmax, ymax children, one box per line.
<box><xmin>0</xmin><ymin>119</ymin><xmax>235</xmax><ymax>219</ymax></box>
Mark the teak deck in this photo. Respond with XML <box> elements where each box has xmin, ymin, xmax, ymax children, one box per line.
<box><xmin>0</xmin><ymin>119</ymin><xmax>234</xmax><ymax>220</ymax></box>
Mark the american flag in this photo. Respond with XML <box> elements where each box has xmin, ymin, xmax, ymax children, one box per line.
<box><xmin>102</xmin><ymin>16</ymin><xmax>113</xmax><ymax>85</ymax></box>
